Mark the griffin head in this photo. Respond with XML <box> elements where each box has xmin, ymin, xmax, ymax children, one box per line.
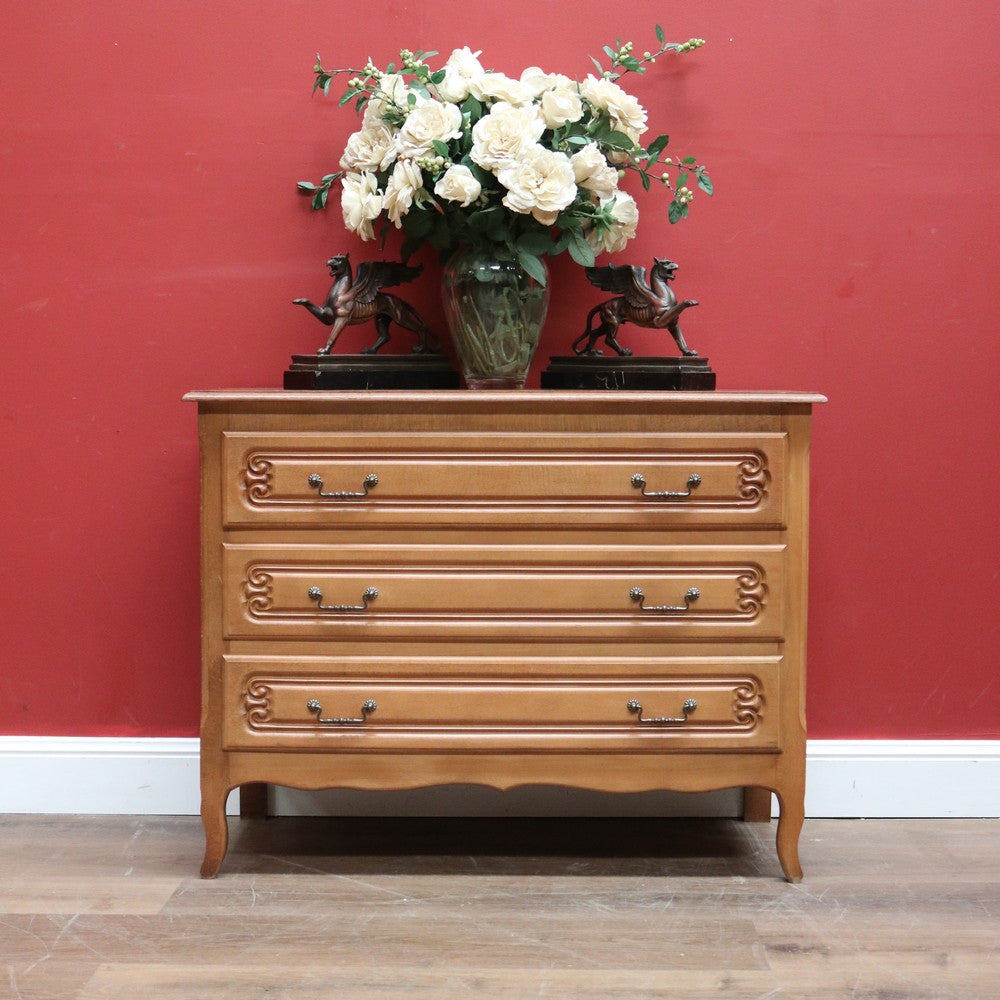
<box><xmin>652</xmin><ymin>258</ymin><xmax>680</xmax><ymax>280</ymax></box>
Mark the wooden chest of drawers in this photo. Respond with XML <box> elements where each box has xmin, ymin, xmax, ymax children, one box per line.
<box><xmin>185</xmin><ymin>389</ymin><xmax>823</xmax><ymax>880</ymax></box>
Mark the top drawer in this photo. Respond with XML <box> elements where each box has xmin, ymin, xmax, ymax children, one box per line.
<box><xmin>222</xmin><ymin>431</ymin><xmax>787</xmax><ymax>529</ymax></box>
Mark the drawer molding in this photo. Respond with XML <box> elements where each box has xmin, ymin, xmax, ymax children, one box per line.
<box><xmin>238</xmin><ymin>562</ymin><xmax>771</xmax><ymax>624</ymax></box>
<box><xmin>236</xmin><ymin>675</ymin><xmax>768</xmax><ymax>738</ymax></box>
<box><xmin>240</xmin><ymin>448</ymin><xmax>773</xmax><ymax>510</ymax></box>
<box><xmin>223</xmin><ymin>431</ymin><xmax>789</xmax><ymax>528</ymax></box>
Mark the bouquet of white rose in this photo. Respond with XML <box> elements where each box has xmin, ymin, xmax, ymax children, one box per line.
<box><xmin>299</xmin><ymin>28</ymin><xmax>711</xmax><ymax>286</ymax></box>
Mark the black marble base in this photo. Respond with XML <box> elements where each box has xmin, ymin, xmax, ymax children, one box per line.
<box><xmin>284</xmin><ymin>354</ymin><xmax>460</xmax><ymax>390</ymax></box>
<box><xmin>541</xmin><ymin>355</ymin><xmax>716</xmax><ymax>391</ymax></box>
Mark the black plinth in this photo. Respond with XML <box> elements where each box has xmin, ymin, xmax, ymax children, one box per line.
<box><xmin>540</xmin><ymin>355</ymin><xmax>716</xmax><ymax>391</ymax></box>
<box><xmin>284</xmin><ymin>354</ymin><xmax>460</xmax><ymax>390</ymax></box>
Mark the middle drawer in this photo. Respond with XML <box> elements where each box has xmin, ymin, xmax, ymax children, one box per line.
<box><xmin>224</xmin><ymin>543</ymin><xmax>785</xmax><ymax>641</ymax></box>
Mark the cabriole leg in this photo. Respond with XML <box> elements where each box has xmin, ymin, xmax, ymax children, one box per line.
<box><xmin>774</xmin><ymin>787</ymin><xmax>805</xmax><ymax>883</ymax></box>
<box><xmin>200</xmin><ymin>778</ymin><xmax>231</xmax><ymax>878</ymax></box>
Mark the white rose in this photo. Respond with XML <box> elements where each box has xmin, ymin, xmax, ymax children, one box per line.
<box><xmin>383</xmin><ymin>159</ymin><xmax>425</xmax><ymax>227</ymax></box>
<box><xmin>435</xmin><ymin>46</ymin><xmax>485</xmax><ymax>103</ymax></box>
<box><xmin>340</xmin><ymin>121</ymin><xmax>396</xmax><ymax>173</ymax></box>
<box><xmin>519</xmin><ymin>66</ymin><xmax>559</xmax><ymax>98</ymax></box>
<box><xmin>497</xmin><ymin>144</ymin><xmax>577</xmax><ymax>226</ymax></box>
<box><xmin>579</xmin><ymin>75</ymin><xmax>648</xmax><ymax>143</ymax></box>
<box><xmin>472</xmin><ymin>71</ymin><xmax>532</xmax><ymax>107</ymax></box>
<box><xmin>470</xmin><ymin>101</ymin><xmax>545</xmax><ymax>171</ymax></box>
<box><xmin>571</xmin><ymin>143</ymin><xmax>619</xmax><ymax>199</ymax></box>
<box><xmin>340</xmin><ymin>171</ymin><xmax>383</xmax><ymax>241</ymax></box>
<box><xmin>540</xmin><ymin>83</ymin><xmax>584</xmax><ymax>128</ymax></box>
<box><xmin>584</xmin><ymin>192</ymin><xmax>639</xmax><ymax>254</ymax></box>
<box><xmin>393</xmin><ymin>99</ymin><xmax>463</xmax><ymax>160</ymax></box>
<box><xmin>365</xmin><ymin>73</ymin><xmax>411</xmax><ymax>121</ymax></box>
<box><xmin>434</xmin><ymin>164</ymin><xmax>482</xmax><ymax>207</ymax></box>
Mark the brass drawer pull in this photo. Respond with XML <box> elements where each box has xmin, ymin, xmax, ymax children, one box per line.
<box><xmin>631</xmin><ymin>472</ymin><xmax>701</xmax><ymax>500</ymax></box>
<box><xmin>628</xmin><ymin>698</ymin><xmax>697</xmax><ymax>725</ymax></box>
<box><xmin>307</xmin><ymin>472</ymin><xmax>378</xmax><ymax>499</ymax></box>
<box><xmin>307</xmin><ymin>586</ymin><xmax>378</xmax><ymax>612</ymax></box>
<box><xmin>307</xmin><ymin>698</ymin><xmax>377</xmax><ymax>726</ymax></box>
<box><xmin>630</xmin><ymin>586</ymin><xmax>700</xmax><ymax>613</ymax></box>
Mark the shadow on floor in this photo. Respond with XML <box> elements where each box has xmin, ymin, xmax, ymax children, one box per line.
<box><xmin>226</xmin><ymin>816</ymin><xmax>780</xmax><ymax>878</ymax></box>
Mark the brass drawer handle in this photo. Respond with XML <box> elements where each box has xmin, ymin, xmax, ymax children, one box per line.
<box><xmin>307</xmin><ymin>472</ymin><xmax>378</xmax><ymax>499</ymax></box>
<box><xmin>628</xmin><ymin>698</ymin><xmax>697</xmax><ymax>725</ymax></box>
<box><xmin>306</xmin><ymin>698</ymin><xmax>377</xmax><ymax>726</ymax></box>
<box><xmin>631</xmin><ymin>472</ymin><xmax>701</xmax><ymax>500</ymax></box>
<box><xmin>307</xmin><ymin>586</ymin><xmax>378</xmax><ymax>612</ymax></box>
<box><xmin>630</xmin><ymin>586</ymin><xmax>700</xmax><ymax>613</ymax></box>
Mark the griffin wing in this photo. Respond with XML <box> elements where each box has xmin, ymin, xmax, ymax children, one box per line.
<box><xmin>352</xmin><ymin>261</ymin><xmax>424</xmax><ymax>305</ymax></box>
<box><xmin>585</xmin><ymin>264</ymin><xmax>649</xmax><ymax>309</ymax></box>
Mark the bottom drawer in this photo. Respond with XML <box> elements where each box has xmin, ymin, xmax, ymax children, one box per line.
<box><xmin>222</xmin><ymin>658</ymin><xmax>781</xmax><ymax>753</ymax></box>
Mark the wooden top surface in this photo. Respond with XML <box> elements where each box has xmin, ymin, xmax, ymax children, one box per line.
<box><xmin>184</xmin><ymin>389</ymin><xmax>826</xmax><ymax>408</ymax></box>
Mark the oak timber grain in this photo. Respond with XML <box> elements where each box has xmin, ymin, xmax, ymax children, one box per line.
<box><xmin>186</xmin><ymin>390</ymin><xmax>823</xmax><ymax>881</ymax></box>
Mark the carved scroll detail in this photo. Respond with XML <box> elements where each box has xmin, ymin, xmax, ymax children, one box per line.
<box><xmin>242</xmin><ymin>567</ymin><xmax>274</xmax><ymax>616</ymax></box>
<box><xmin>735</xmin><ymin>567</ymin><xmax>768</xmax><ymax>617</ymax></box>
<box><xmin>243</xmin><ymin>680</ymin><xmax>272</xmax><ymax>726</ymax></box>
<box><xmin>241</xmin><ymin>455</ymin><xmax>273</xmax><ymax>503</ymax></box>
<box><xmin>733</xmin><ymin>680</ymin><xmax>764</xmax><ymax>727</ymax></box>
<box><xmin>737</xmin><ymin>452</ymin><xmax>770</xmax><ymax>504</ymax></box>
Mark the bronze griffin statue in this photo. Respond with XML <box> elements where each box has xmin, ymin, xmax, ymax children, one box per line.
<box><xmin>293</xmin><ymin>254</ymin><xmax>439</xmax><ymax>355</ymax></box>
<box><xmin>573</xmin><ymin>259</ymin><xmax>699</xmax><ymax>357</ymax></box>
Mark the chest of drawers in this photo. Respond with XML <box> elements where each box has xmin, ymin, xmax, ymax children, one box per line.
<box><xmin>185</xmin><ymin>389</ymin><xmax>823</xmax><ymax>880</ymax></box>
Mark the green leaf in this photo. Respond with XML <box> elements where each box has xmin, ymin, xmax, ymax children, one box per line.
<box><xmin>668</xmin><ymin>201</ymin><xmax>683</xmax><ymax>224</ymax></box>
<box><xmin>401</xmin><ymin>206</ymin><xmax>435</xmax><ymax>239</ymax></box>
<box><xmin>567</xmin><ymin>229</ymin><xmax>595</xmax><ymax>267</ymax></box>
<box><xmin>461</xmin><ymin>94</ymin><xmax>483</xmax><ymax>119</ymax></box>
<box><xmin>565</xmin><ymin>134</ymin><xmax>591</xmax><ymax>146</ymax></box>
<box><xmin>696</xmin><ymin>169</ymin><xmax>714</xmax><ymax>195</ymax></box>
<box><xmin>601</xmin><ymin>130</ymin><xmax>638</xmax><ymax>152</ymax></box>
<box><xmin>640</xmin><ymin>170</ymin><xmax>651</xmax><ymax>192</ymax></box>
<box><xmin>516</xmin><ymin>229</ymin><xmax>553</xmax><ymax>255</ymax></box>
<box><xmin>297</xmin><ymin>181</ymin><xmax>317</xmax><ymax>191</ymax></box>
<box><xmin>400</xmin><ymin>234</ymin><xmax>422</xmax><ymax>261</ymax></box>
<box><xmin>676</xmin><ymin>171</ymin><xmax>689</xmax><ymax>188</ymax></box>
<box><xmin>430</xmin><ymin>69</ymin><xmax>446</xmax><ymax>85</ymax></box>
<box><xmin>603</xmin><ymin>45</ymin><xmax>616</xmax><ymax>60</ymax></box>
<box><xmin>656</xmin><ymin>23</ymin><xmax>665</xmax><ymax>43</ymax></box>
<box><xmin>682</xmin><ymin>156</ymin><xmax>697</xmax><ymax>164</ymax></box>
<box><xmin>517</xmin><ymin>251</ymin><xmax>547</xmax><ymax>286</ymax></box>
<box><xmin>645</xmin><ymin>134</ymin><xmax>670</xmax><ymax>161</ymax></box>
<box><xmin>428</xmin><ymin>213</ymin><xmax>451</xmax><ymax>248</ymax></box>
<box><xmin>467</xmin><ymin>208</ymin><xmax>493</xmax><ymax>234</ymax></box>
<box><xmin>312</xmin><ymin>188</ymin><xmax>328</xmax><ymax>211</ymax></box>
<box><xmin>431</xmin><ymin>140</ymin><xmax>450</xmax><ymax>158</ymax></box>
<box><xmin>338</xmin><ymin>89</ymin><xmax>357</xmax><ymax>107</ymax></box>
<box><xmin>590</xmin><ymin>55</ymin><xmax>605</xmax><ymax>75</ymax></box>
<box><xmin>553</xmin><ymin>230</ymin><xmax>573</xmax><ymax>254</ymax></box>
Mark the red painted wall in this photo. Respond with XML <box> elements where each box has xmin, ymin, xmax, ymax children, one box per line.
<box><xmin>2</xmin><ymin>2</ymin><xmax>997</xmax><ymax>739</ymax></box>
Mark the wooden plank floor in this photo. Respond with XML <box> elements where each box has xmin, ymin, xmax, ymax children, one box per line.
<box><xmin>1</xmin><ymin>815</ymin><xmax>997</xmax><ymax>999</ymax></box>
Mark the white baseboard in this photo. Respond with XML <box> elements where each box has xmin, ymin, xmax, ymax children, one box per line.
<box><xmin>1</xmin><ymin>737</ymin><xmax>997</xmax><ymax>818</ymax></box>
